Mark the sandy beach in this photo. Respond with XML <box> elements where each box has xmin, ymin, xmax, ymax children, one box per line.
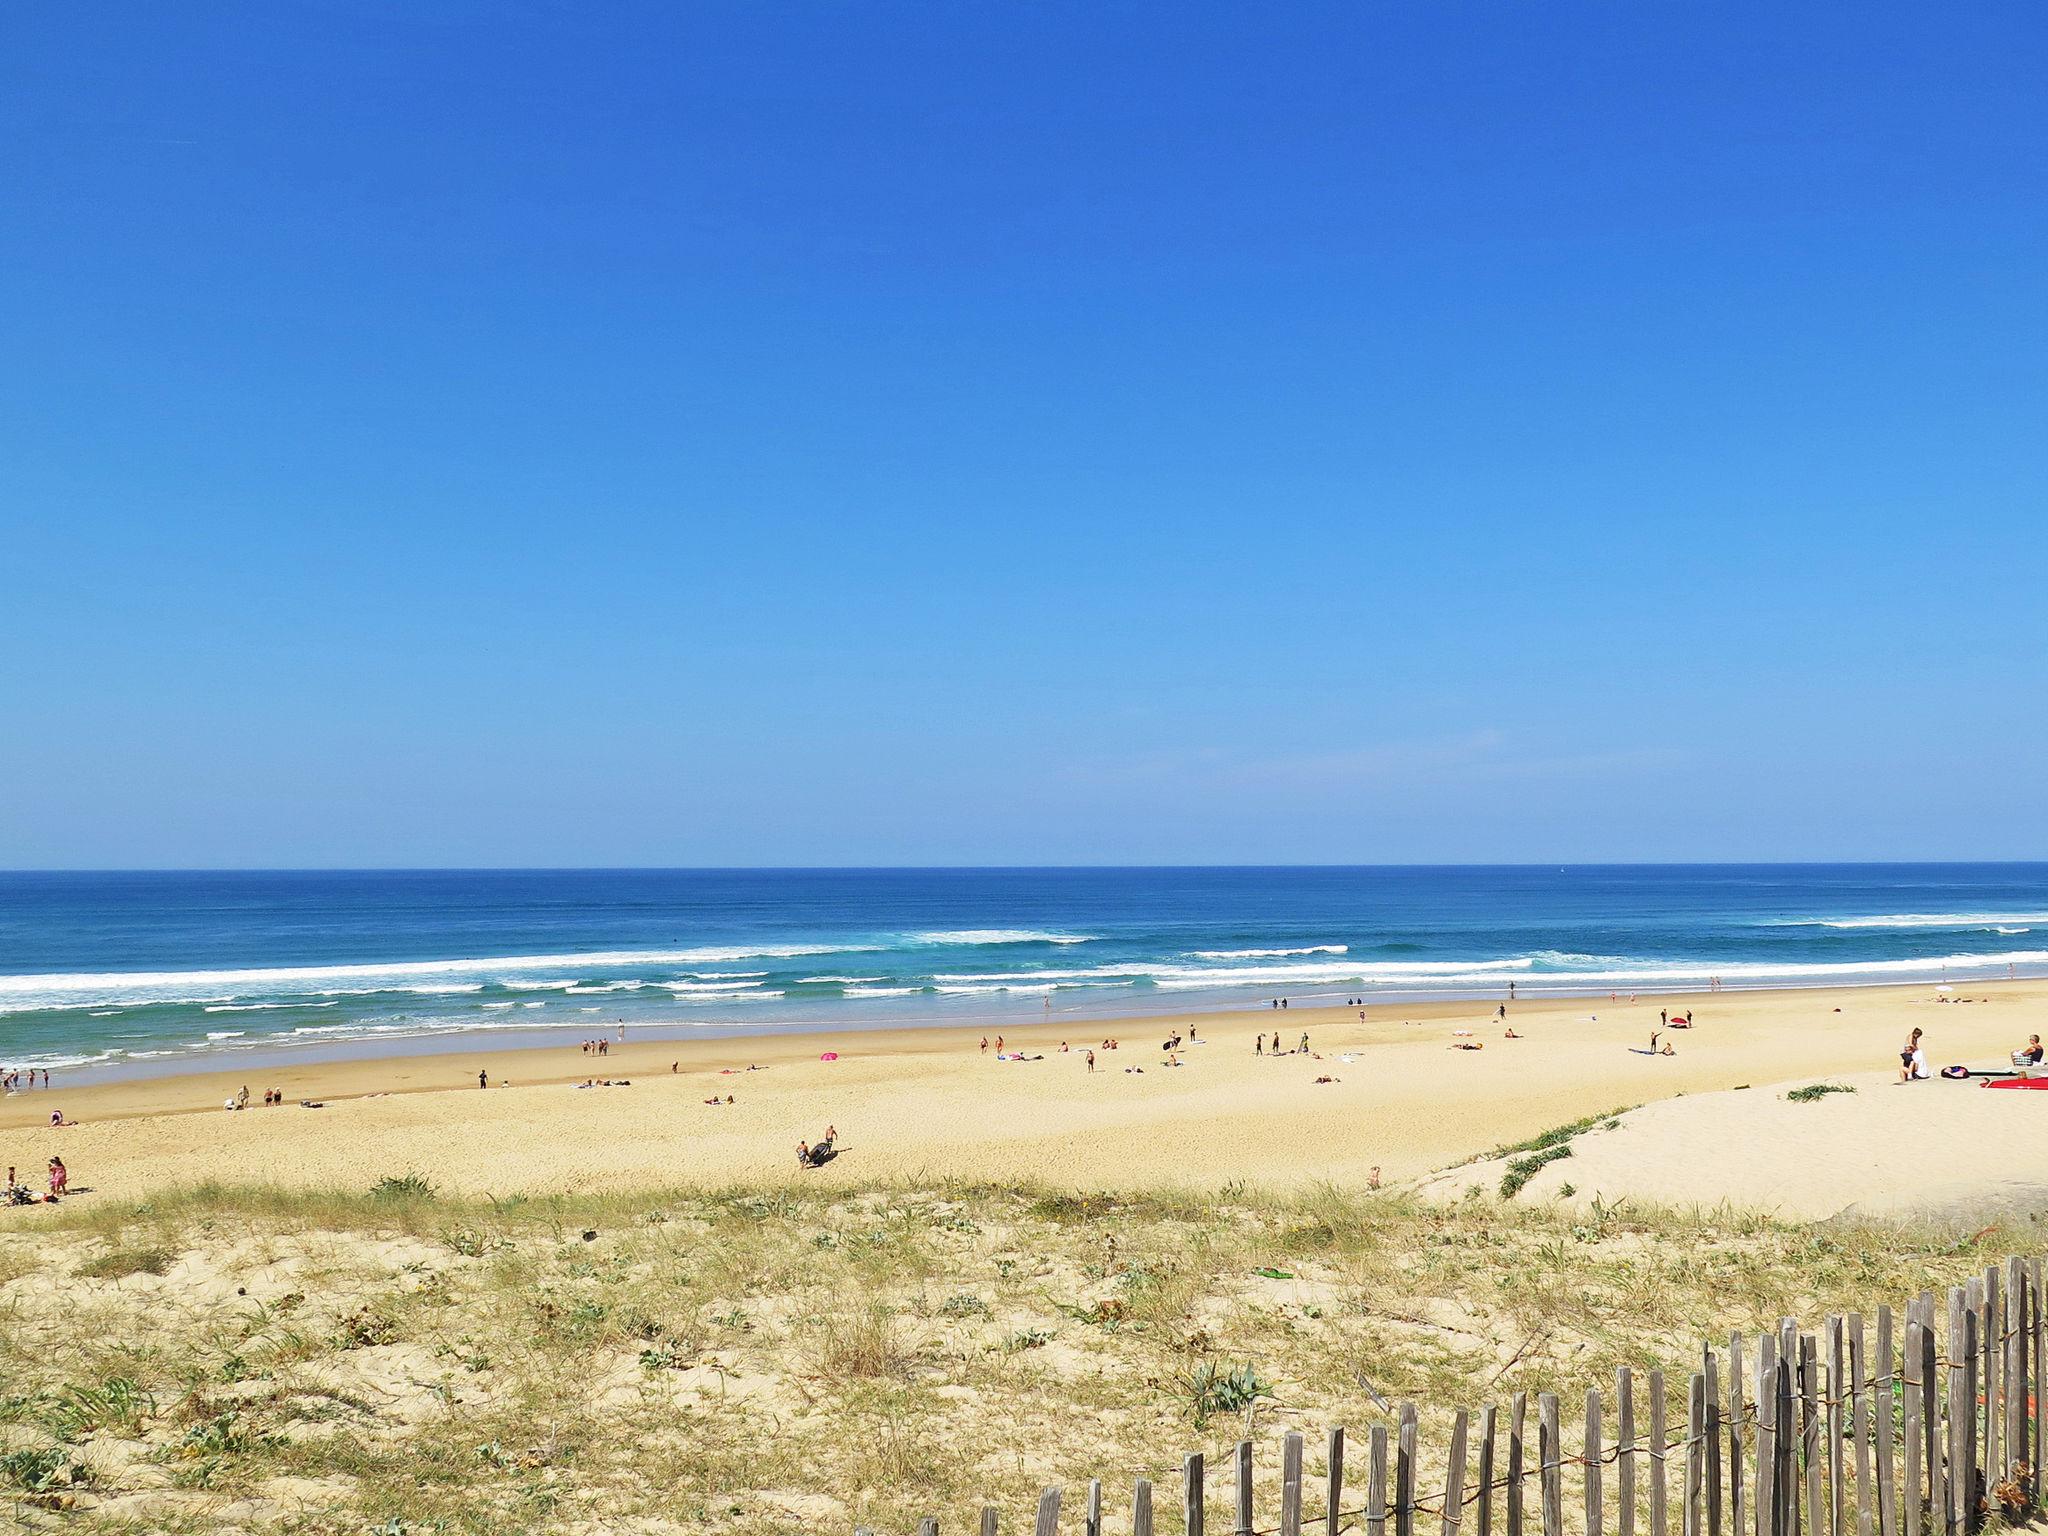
<box><xmin>4</xmin><ymin>979</ymin><xmax>2040</xmax><ymax>1207</ymax></box>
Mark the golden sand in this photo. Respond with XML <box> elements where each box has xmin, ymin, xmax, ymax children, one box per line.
<box><xmin>2</xmin><ymin>981</ymin><xmax>2039</xmax><ymax>1203</ymax></box>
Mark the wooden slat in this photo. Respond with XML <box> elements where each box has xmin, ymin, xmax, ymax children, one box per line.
<box><xmin>2006</xmin><ymin>1257</ymin><xmax>2025</xmax><ymax>1496</ymax></box>
<box><xmin>1872</xmin><ymin>1308</ymin><xmax>1894</xmax><ymax>1536</ymax></box>
<box><xmin>1828</xmin><ymin>1320</ymin><xmax>1846</xmax><ymax>1536</ymax></box>
<box><xmin>1509</xmin><ymin>1393</ymin><xmax>1528</xmax><ymax>1536</ymax></box>
<box><xmin>1589</xmin><ymin>1388</ymin><xmax>1605</xmax><ymax>1536</ymax></box>
<box><xmin>1399</xmin><ymin>1405</ymin><xmax>1419</xmax><ymax>1536</ymax></box>
<box><xmin>1036</xmin><ymin>1486</ymin><xmax>1062</xmax><ymax>1536</ymax></box>
<box><xmin>1088</xmin><ymin>1480</ymin><xmax>1103</xmax><ymax>1536</ymax></box>
<box><xmin>1848</xmin><ymin>1314</ymin><xmax>1871</xmax><ymax>1536</ymax></box>
<box><xmin>1757</xmin><ymin>1332</ymin><xmax>1777</xmax><ymax>1536</ymax></box>
<box><xmin>1917</xmin><ymin>1293</ymin><xmax>1939</xmax><ymax>1523</ymax></box>
<box><xmin>1974</xmin><ymin>1277</ymin><xmax>1990</xmax><ymax>1507</ymax></box>
<box><xmin>1442</xmin><ymin>1413</ymin><xmax>1469</xmax><ymax>1536</ymax></box>
<box><xmin>1706</xmin><ymin>1349</ymin><xmax>1723</xmax><ymax>1536</ymax></box>
<box><xmin>1948</xmin><ymin>1288</ymin><xmax>1967</xmax><ymax>1536</ymax></box>
<box><xmin>1478</xmin><ymin>1409</ymin><xmax>1497</xmax><ymax>1536</ymax></box>
<box><xmin>1283</xmin><ymin>1431</ymin><xmax>1305</xmax><ymax>1536</ymax></box>
<box><xmin>983</xmin><ymin>1507</ymin><xmax>1000</xmax><ymax>1536</ymax></box>
<box><xmin>1685</xmin><ymin>1373</ymin><xmax>1705</xmax><ymax>1536</ymax></box>
<box><xmin>1777</xmin><ymin>1352</ymin><xmax>1797</xmax><ymax>1536</ymax></box>
<box><xmin>1369</xmin><ymin>1426</ymin><xmax>1390</xmax><ymax>1536</ymax></box>
<box><xmin>1237</xmin><ymin>1441</ymin><xmax>1255</xmax><ymax>1536</ymax></box>
<box><xmin>1651</xmin><ymin>1369</ymin><xmax>1669</xmax><ymax>1536</ymax></box>
<box><xmin>1903</xmin><ymin>1320</ymin><xmax>1923</xmax><ymax>1536</ymax></box>
<box><xmin>1619</xmin><ymin>1368</ymin><xmax>1638</xmax><ymax>1536</ymax></box>
<box><xmin>1728</xmin><ymin>1336</ymin><xmax>1747</xmax><ymax>1536</ymax></box>
<box><xmin>1540</xmin><ymin>1393</ymin><xmax>1564</xmax><ymax>1536</ymax></box>
<box><xmin>921</xmin><ymin>1519</ymin><xmax>940</xmax><ymax>1536</ymax></box>
<box><xmin>1186</xmin><ymin>1453</ymin><xmax>1205</xmax><ymax>1536</ymax></box>
<box><xmin>1802</xmin><ymin>1337</ymin><xmax>1822</xmax><ymax>1536</ymax></box>
<box><xmin>1329</xmin><ymin>1427</ymin><xmax>1348</xmax><ymax>1536</ymax></box>
<box><xmin>2023</xmin><ymin>1261</ymin><xmax>2039</xmax><ymax>1507</ymax></box>
<box><xmin>1134</xmin><ymin>1480</ymin><xmax>1154</xmax><ymax>1536</ymax></box>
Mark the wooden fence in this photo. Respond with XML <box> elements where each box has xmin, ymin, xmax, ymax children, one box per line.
<box><xmin>865</xmin><ymin>1256</ymin><xmax>2047</xmax><ymax>1536</ymax></box>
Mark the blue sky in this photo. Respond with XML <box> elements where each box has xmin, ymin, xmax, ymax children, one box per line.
<box><xmin>2</xmin><ymin>3</ymin><xmax>2043</xmax><ymax>867</ymax></box>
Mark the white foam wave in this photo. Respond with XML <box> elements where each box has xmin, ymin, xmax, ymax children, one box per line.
<box><xmin>1189</xmin><ymin>945</ymin><xmax>1349</xmax><ymax>959</ymax></box>
<box><xmin>0</xmin><ymin>943</ymin><xmax>881</xmax><ymax>1010</ymax></box>
<box><xmin>793</xmin><ymin>975</ymin><xmax>885</xmax><ymax>985</ymax></box>
<box><xmin>844</xmin><ymin>985</ymin><xmax>922</xmax><ymax>998</ymax></box>
<box><xmin>1789</xmin><ymin>912</ymin><xmax>2048</xmax><ymax>930</ymax></box>
<box><xmin>202</xmin><ymin>1001</ymin><xmax>339</xmax><ymax>1013</ymax></box>
<box><xmin>665</xmin><ymin>981</ymin><xmax>765</xmax><ymax>995</ymax></box>
<box><xmin>910</xmin><ymin>929</ymin><xmax>1096</xmax><ymax>946</ymax></box>
<box><xmin>565</xmin><ymin>981</ymin><xmax>646</xmax><ymax>994</ymax></box>
<box><xmin>205</xmin><ymin>1030</ymin><xmax>246</xmax><ymax>1040</ymax></box>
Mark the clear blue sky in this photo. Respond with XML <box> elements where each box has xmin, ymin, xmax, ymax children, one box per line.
<box><xmin>3</xmin><ymin>4</ymin><xmax>2043</xmax><ymax>868</ymax></box>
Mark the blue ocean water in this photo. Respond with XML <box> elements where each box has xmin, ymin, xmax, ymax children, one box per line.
<box><xmin>4</xmin><ymin>866</ymin><xmax>2048</xmax><ymax>1079</ymax></box>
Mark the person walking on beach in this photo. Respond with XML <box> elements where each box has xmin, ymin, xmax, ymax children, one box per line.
<box><xmin>1085</xmin><ymin>1049</ymin><xmax>1095</xmax><ymax>1072</ymax></box>
<box><xmin>1256</xmin><ymin>1033</ymin><xmax>1265</xmax><ymax>1054</ymax></box>
<box><xmin>1298</xmin><ymin>1031</ymin><xmax>1309</xmax><ymax>1055</ymax></box>
<box><xmin>478</xmin><ymin>1069</ymin><xmax>488</xmax><ymax>1089</ymax></box>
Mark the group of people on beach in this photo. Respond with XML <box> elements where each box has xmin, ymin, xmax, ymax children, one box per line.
<box><xmin>795</xmin><ymin>1124</ymin><xmax>838</xmax><ymax>1169</ymax></box>
<box><xmin>2</xmin><ymin>1068</ymin><xmax>52</xmax><ymax>1093</ymax></box>
<box><xmin>4</xmin><ymin>1159</ymin><xmax>66</xmax><ymax>1205</ymax></box>
<box><xmin>1255</xmin><ymin>1031</ymin><xmax>1310</xmax><ymax>1056</ymax></box>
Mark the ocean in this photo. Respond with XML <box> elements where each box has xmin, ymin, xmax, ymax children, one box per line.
<box><xmin>4</xmin><ymin>865</ymin><xmax>2047</xmax><ymax>1081</ymax></box>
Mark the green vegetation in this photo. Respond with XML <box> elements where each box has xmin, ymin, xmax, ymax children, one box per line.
<box><xmin>1786</xmin><ymin>1083</ymin><xmax>1857</xmax><ymax>1103</ymax></box>
<box><xmin>1486</xmin><ymin>1108</ymin><xmax>1632</xmax><ymax>1160</ymax></box>
<box><xmin>1500</xmin><ymin>1142</ymin><xmax>1573</xmax><ymax>1199</ymax></box>
<box><xmin>0</xmin><ymin>1179</ymin><xmax>2010</xmax><ymax>1534</ymax></box>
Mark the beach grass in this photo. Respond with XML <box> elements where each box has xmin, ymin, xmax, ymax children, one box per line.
<box><xmin>0</xmin><ymin>1178</ymin><xmax>2013</xmax><ymax>1533</ymax></box>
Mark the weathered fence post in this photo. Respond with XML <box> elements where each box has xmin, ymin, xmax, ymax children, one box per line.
<box><xmin>1087</xmin><ymin>1480</ymin><xmax>1103</xmax><ymax>1536</ymax></box>
<box><xmin>1686</xmin><ymin>1372</ymin><xmax>1706</xmax><ymax>1536</ymax></box>
<box><xmin>1443</xmin><ymin>1413</ymin><xmax>1470</xmax><ymax>1536</ymax></box>
<box><xmin>1369</xmin><ymin>1425</ymin><xmax>1390</xmax><ymax>1536</ymax></box>
<box><xmin>1399</xmin><ymin>1404</ymin><xmax>1420</xmax><ymax>1536</ymax></box>
<box><xmin>1186</xmin><ymin>1453</ymin><xmax>1205</xmax><ymax>1536</ymax></box>
<box><xmin>1509</xmin><ymin>1392</ymin><xmax>1528</xmax><ymax>1536</ymax></box>
<box><xmin>1729</xmin><ymin>1335</ymin><xmax>1747</xmax><ymax>1536</ymax></box>
<box><xmin>1236</xmin><ymin>1440</ymin><xmax>1255</xmax><ymax>1536</ymax></box>
<box><xmin>1478</xmin><ymin>1408</ymin><xmax>1497</xmax><ymax>1536</ymax></box>
<box><xmin>1035</xmin><ymin>1485</ymin><xmax>1062</xmax><ymax>1536</ymax></box>
<box><xmin>1134</xmin><ymin>1479</ymin><xmax>1154</xmax><ymax>1536</ymax></box>
<box><xmin>1619</xmin><ymin>1368</ymin><xmax>1638</xmax><ymax>1536</ymax></box>
<box><xmin>1706</xmin><ymin>1348</ymin><xmax>1723</xmax><ymax>1536</ymax></box>
<box><xmin>1329</xmin><ymin>1426</ymin><xmax>1348</xmax><ymax>1536</ymax></box>
<box><xmin>1651</xmin><ymin>1369</ymin><xmax>1669</xmax><ymax>1536</ymax></box>
<box><xmin>1540</xmin><ymin>1393</ymin><xmax>1564</xmax><ymax>1536</ymax></box>
<box><xmin>1283</xmin><ymin>1430</ymin><xmax>1305</xmax><ymax>1536</ymax></box>
<box><xmin>1589</xmin><ymin>1387</ymin><xmax>1605</xmax><ymax>1536</ymax></box>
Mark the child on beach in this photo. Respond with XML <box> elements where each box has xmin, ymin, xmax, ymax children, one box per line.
<box><xmin>1898</xmin><ymin>1028</ymin><xmax>1928</xmax><ymax>1082</ymax></box>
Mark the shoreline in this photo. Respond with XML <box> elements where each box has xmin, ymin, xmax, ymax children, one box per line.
<box><xmin>17</xmin><ymin>965</ymin><xmax>2043</xmax><ymax>1092</ymax></box>
<box><xmin>3</xmin><ymin>977</ymin><xmax>2038</xmax><ymax>1205</ymax></box>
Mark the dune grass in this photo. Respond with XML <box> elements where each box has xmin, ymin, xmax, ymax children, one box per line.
<box><xmin>0</xmin><ymin>1177</ymin><xmax>2014</xmax><ymax>1533</ymax></box>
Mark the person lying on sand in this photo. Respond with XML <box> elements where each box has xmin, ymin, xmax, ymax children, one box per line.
<box><xmin>1450</xmin><ymin>1040</ymin><xmax>1484</xmax><ymax>1051</ymax></box>
<box><xmin>1314</xmin><ymin>1074</ymin><xmax>1340</xmax><ymax>1084</ymax></box>
<box><xmin>1504</xmin><ymin>1027</ymin><xmax>1521</xmax><ymax>1039</ymax></box>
